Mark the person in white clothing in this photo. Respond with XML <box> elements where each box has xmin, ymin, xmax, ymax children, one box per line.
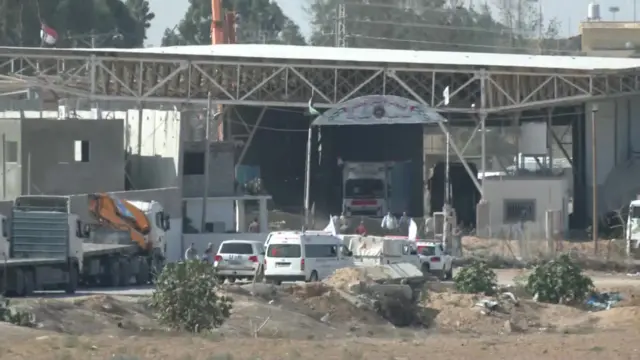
<box><xmin>381</xmin><ymin>212</ymin><xmax>398</xmax><ymax>234</ymax></box>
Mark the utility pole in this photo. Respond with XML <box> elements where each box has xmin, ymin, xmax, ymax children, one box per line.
<box><xmin>335</xmin><ymin>3</ymin><xmax>347</xmax><ymax>47</ymax></box>
<box><xmin>591</xmin><ymin>103</ymin><xmax>599</xmax><ymax>255</ymax></box>
<box><xmin>201</xmin><ymin>93</ymin><xmax>212</xmax><ymax>233</ymax></box>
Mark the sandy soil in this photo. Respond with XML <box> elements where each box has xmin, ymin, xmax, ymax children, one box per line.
<box><xmin>1</xmin><ymin>267</ymin><xmax>640</xmax><ymax>359</ymax></box>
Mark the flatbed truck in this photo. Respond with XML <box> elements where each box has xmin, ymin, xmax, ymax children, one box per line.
<box><xmin>0</xmin><ymin>194</ymin><xmax>171</xmax><ymax>296</ymax></box>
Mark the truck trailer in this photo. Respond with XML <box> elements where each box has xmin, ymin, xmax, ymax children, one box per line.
<box><xmin>0</xmin><ymin>194</ymin><xmax>171</xmax><ymax>296</ymax></box>
<box><xmin>0</xmin><ymin>195</ymin><xmax>85</xmax><ymax>296</ymax></box>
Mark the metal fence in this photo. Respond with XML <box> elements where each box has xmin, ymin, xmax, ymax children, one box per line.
<box><xmin>467</xmin><ymin>207</ymin><xmax>628</xmax><ymax>263</ymax></box>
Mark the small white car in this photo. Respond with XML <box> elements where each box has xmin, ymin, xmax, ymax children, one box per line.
<box><xmin>214</xmin><ymin>240</ymin><xmax>265</xmax><ymax>283</ymax></box>
<box><xmin>416</xmin><ymin>242</ymin><xmax>453</xmax><ymax>280</ymax></box>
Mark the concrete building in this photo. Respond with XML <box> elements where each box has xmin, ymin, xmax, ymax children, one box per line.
<box><xmin>581</xmin><ymin>21</ymin><xmax>640</xmax><ymax>56</ymax></box>
<box><xmin>0</xmin><ymin>118</ymin><xmax>125</xmax><ymax>200</ymax></box>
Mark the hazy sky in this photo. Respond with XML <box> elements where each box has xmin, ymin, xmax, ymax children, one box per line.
<box><xmin>147</xmin><ymin>0</ymin><xmax>640</xmax><ymax>46</ymax></box>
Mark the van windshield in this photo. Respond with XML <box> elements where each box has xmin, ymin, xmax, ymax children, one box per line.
<box><xmin>267</xmin><ymin>244</ymin><xmax>301</xmax><ymax>258</ymax></box>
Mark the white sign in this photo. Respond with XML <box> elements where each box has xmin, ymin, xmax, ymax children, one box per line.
<box><xmin>312</xmin><ymin>95</ymin><xmax>446</xmax><ymax>126</ymax></box>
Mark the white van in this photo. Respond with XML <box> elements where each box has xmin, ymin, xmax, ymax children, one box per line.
<box><xmin>264</xmin><ymin>231</ymin><xmax>351</xmax><ymax>285</ymax></box>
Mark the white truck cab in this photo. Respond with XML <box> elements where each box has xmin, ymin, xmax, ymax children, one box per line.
<box><xmin>416</xmin><ymin>241</ymin><xmax>453</xmax><ymax>279</ymax></box>
<box><xmin>0</xmin><ymin>214</ymin><xmax>8</xmax><ymax>260</ymax></box>
<box><xmin>264</xmin><ymin>231</ymin><xmax>350</xmax><ymax>285</ymax></box>
<box><xmin>69</xmin><ymin>214</ymin><xmax>87</xmax><ymax>272</ymax></box>
<box><xmin>626</xmin><ymin>199</ymin><xmax>640</xmax><ymax>254</ymax></box>
<box><xmin>342</xmin><ymin>162</ymin><xmax>389</xmax><ymax>217</ymax></box>
<box><xmin>127</xmin><ymin>200</ymin><xmax>171</xmax><ymax>256</ymax></box>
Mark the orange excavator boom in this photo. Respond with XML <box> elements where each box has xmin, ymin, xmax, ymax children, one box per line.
<box><xmin>87</xmin><ymin>193</ymin><xmax>151</xmax><ymax>250</ymax></box>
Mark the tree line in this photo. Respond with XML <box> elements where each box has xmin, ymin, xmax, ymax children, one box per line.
<box><xmin>0</xmin><ymin>0</ymin><xmax>578</xmax><ymax>54</ymax></box>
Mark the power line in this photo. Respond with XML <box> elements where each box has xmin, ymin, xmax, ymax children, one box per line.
<box><xmin>228</xmin><ymin>107</ymin><xmax>584</xmax><ymax>133</ymax></box>
<box><xmin>315</xmin><ymin>32</ymin><xmax>572</xmax><ymax>54</ymax></box>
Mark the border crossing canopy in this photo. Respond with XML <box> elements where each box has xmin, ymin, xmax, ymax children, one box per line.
<box><xmin>304</xmin><ymin>95</ymin><xmax>447</xmax><ymax>225</ymax></box>
<box><xmin>311</xmin><ymin>95</ymin><xmax>446</xmax><ymax>126</ymax></box>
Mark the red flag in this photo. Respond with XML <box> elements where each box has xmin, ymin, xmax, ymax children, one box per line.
<box><xmin>40</xmin><ymin>24</ymin><xmax>58</xmax><ymax>45</ymax></box>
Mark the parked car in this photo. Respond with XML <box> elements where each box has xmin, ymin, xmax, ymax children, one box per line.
<box><xmin>415</xmin><ymin>241</ymin><xmax>453</xmax><ymax>280</ymax></box>
<box><xmin>213</xmin><ymin>240</ymin><xmax>265</xmax><ymax>283</ymax></box>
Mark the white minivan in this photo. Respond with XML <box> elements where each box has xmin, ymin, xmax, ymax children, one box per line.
<box><xmin>264</xmin><ymin>231</ymin><xmax>351</xmax><ymax>285</ymax></box>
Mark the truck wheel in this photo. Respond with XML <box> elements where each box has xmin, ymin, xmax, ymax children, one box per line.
<box><xmin>421</xmin><ymin>263</ymin><xmax>430</xmax><ymax>276</ymax></box>
<box><xmin>119</xmin><ymin>260</ymin><xmax>131</xmax><ymax>286</ymax></box>
<box><xmin>445</xmin><ymin>265</ymin><xmax>453</xmax><ymax>280</ymax></box>
<box><xmin>65</xmin><ymin>265</ymin><xmax>78</xmax><ymax>294</ymax></box>
<box><xmin>109</xmin><ymin>260</ymin><xmax>121</xmax><ymax>287</ymax></box>
<box><xmin>135</xmin><ymin>260</ymin><xmax>150</xmax><ymax>285</ymax></box>
<box><xmin>22</xmin><ymin>270</ymin><xmax>35</xmax><ymax>297</ymax></box>
<box><xmin>13</xmin><ymin>269</ymin><xmax>25</xmax><ymax>297</ymax></box>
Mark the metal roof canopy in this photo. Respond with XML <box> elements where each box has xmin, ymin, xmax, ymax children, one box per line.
<box><xmin>311</xmin><ymin>95</ymin><xmax>446</xmax><ymax>126</ymax></box>
<box><xmin>0</xmin><ymin>45</ymin><xmax>639</xmax><ymax>115</ymax></box>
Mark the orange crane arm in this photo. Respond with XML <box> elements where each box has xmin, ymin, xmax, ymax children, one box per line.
<box><xmin>211</xmin><ymin>0</ymin><xmax>224</xmax><ymax>45</ymax></box>
<box><xmin>87</xmin><ymin>193</ymin><xmax>151</xmax><ymax>250</ymax></box>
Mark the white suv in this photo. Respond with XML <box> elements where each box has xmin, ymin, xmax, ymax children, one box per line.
<box><xmin>214</xmin><ymin>240</ymin><xmax>265</xmax><ymax>283</ymax></box>
<box><xmin>416</xmin><ymin>242</ymin><xmax>453</xmax><ymax>280</ymax></box>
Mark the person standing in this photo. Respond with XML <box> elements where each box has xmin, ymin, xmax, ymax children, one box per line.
<box><xmin>248</xmin><ymin>218</ymin><xmax>260</xmax><ymax>233</ymax></box>
<box><xmin>381</xmin><ymin>212</ymin><xmax>398</xmax><ymax>234</ymax></box>
<box><xmin>202</xmin><ymin>242</ymin><xmax>215</xmax><ymax>263</ymax></box>
<box><xmin>184</xmin><ymin>243</ymin><xmax>198</xmax><ymax>260</ymax></box>
<box><xmin>355</xmin><ymin>220</ymin><xmax>367</xmax><ymax>235</ymax></box>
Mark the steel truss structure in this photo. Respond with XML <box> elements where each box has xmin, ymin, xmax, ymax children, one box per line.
<box><xmin>0</xmin><ymin>46</ymin><xmax>634</xmax><ymax>196</ymax></box>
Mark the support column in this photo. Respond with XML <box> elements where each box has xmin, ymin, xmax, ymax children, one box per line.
<box><xmin>235</xmin><ymin>199</ymin><xmax>246</xmax><ymax>232</ymax></box>
<box><xmin>547</xmin><ymin>108</ymin><xmax>554</xmax><ymax>169</ymax></box>
<box><xmin>479</xmin><ymin>69</ymin><xmax>487</xmax><ymax>195</ymax></box>
<box><xmin>512</xmin><ymin>113</ymin><xmax>521</xmax><ymax>170</ymax></box>
<box><xmin>479</xmin><ymin>112</ymin><xmax>487</xmax><ymax>192</ymax></box>
<box><xmin>259</xmin><ymin>198</ymin><xmax>268</xmax><ymax>233</ymax></box>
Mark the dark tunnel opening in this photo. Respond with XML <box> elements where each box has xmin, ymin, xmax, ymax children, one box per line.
<box><xmin>235</xmin><ymin>107</ymin><xmax>424</xmax><ymax>217</ymax></box>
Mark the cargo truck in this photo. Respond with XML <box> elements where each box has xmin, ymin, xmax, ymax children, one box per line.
<box><xmin>0</xmin><ymin>195</ymin><xmax>86</xmax><ymax>296</ymax></box>
<box><xmin>341</xmin><ymin>161</ymin><xmax>411</xmax><ymax>217</ymax></box>
<box><xmin>0</xmin><ymin>194</ymin><xmax>171</xmax><ymax>296</ymax></box>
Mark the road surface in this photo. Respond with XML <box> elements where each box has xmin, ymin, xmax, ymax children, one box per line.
<box><xmin>24</xmin><ymin>269</ymin><xmax>640</xmax><ymax>299</ymax></box>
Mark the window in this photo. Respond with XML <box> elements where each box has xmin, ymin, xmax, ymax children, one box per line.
<box><xmin>344</xmin><ymin>179</ymin><xmax>384</xmax><ymax>198</ymax></box>
<box><xmin>183</xmin><ymin>151</ymin><xmax>204</xmax><ymax>175</ymax></box>
<box><xmin>417</xmin><ymin>246</ymin><xmax>436</xmax><ymax>256</ymax></box>
<box><xmin>5</xmin><ymin>141</ymin><xmax>17</xmax><ymax>163</ymax></box>
<box><xmin>74</xmin><ymin>140</ymin><xmax>90</xmax><ymax>162</ymax></box>
<box><xmin>304</xmin><ymin>244</ymin><xmax>338</xmax><ymax>258</ymax></box>
<box><xmin>631</xmin><ymin>206</ymin><xmax>640</xmax><ymax>219</ymax></box>
<box><xmin>220</xmin><ymin>242</ymin><xmax>253</xmax><ymax>254</ymax></box>
<box><xmin>155</xmin><ymin>212</ymin><xmax>163</xmax><ymax>229</ymax></box>
<box><xmin>267</xmin><ymin>244</ymin><xmax>301</xmax><ymax>258</ymax></box>
<box><xmin>504</xmin><ymin>199</ymin><xmax>536</xmax><ymax>223</ymax></box>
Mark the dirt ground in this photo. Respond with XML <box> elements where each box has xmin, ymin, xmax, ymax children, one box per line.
<box><xmin>1</xmin><ymin>275</ymin><xmax>640</xmax><ymax>360</ymax></box>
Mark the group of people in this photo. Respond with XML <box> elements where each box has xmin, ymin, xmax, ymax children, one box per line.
<box><xmin>334</xmin><ymin>211</ymin><xmax>412</xmax><ymax>236</ymax></box>
<box><xmin>184</xmin><ymin>242</ymin><xmax>215</xmax><ymax>262</ymax></box>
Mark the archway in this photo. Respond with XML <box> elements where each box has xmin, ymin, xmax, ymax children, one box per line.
<box><xmin>303</xmin><ymin>94</ymin><xmax>478</xmax><ymax>226</ymax></box>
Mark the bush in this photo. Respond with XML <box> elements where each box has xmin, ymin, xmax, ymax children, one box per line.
<box><xmin>453</xmin><ymin>261</ymin><xmax>497</xmax><ymax>295</ymax></box>
<box><xmin>151</xmin><ymin>260</ymin><xmax>233</xmax><ymax>332</ymax></box>
<box><xmin>525</xmin><ymin>254</ymin><xmax>594</xmax><ymax>304</ymax></box>
<box><xmin>0</xmin><ymin>297</ymin><xmax>37</xmax><ymax>327</ymax></box>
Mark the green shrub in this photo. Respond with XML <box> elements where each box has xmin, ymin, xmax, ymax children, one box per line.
<box><xmin>0</xmin><ymin>297</ymin><xmax>37</xmax><ymax>327</ymax></box>
<box><xmin>525</xmin><ymin>254</ymin><xmax>594</xmax><ymax>304</ymax></box>
<box><xmin>151</xmin><ymin>260</ymin><xmax>233</xmax><ymax>332</ymax></box>
<box><xmin>453</xmin><ymin>261</ymin><xmax>497</xmax><ymax>295</ymax></box>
